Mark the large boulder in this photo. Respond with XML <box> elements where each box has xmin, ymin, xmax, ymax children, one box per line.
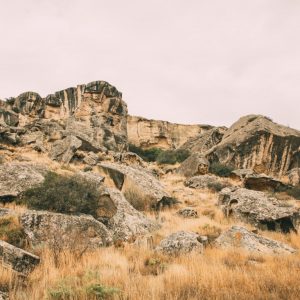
<box><xmin>177</xmin><ymin>152</ymin><xmax>210</xmax><ymax>177</ymax></box>
<box><xmin>0</xmin><ymin>240</ymin><xmax>40</xmax><ymax>275</ymax></box>
<box><xmin>19</xmin><ymin>210</ymin><xmax>113</xmax><ymax>248</ymax></box>
<box><xmin>244</xmin><ymin>174</ymin><xmax>289</xmax><ymax>192</ymax></box>
<box><xmin>102</xmin><ymin>188</ymin><xmax>160</xmax><ymax>241</ymax></box>
<box><xmin>184</xmin><ymin>174</ymin><xmax>230</xmax><ymax>190</ymax></box>
<box><xmin>156</xmin><ymin>231</ymin><xmax>204</xmax><ymax>255</ymax></box>
<box><xmin>219</xmin><ymin>187</ymin><xmax>300</xmax><ymax>233</ymax></box>
<box><xmin>215</xmin><ymin>226</ymin><xmax>296</xmax><ymax>254</ymax></box>
<box><xmin>0</xmin><ymin>163</ymin><xmax>46</xmax><ymax>201</ymax></box>
<box><xmin>98</xmin><ymin>162</ymin><xmax>172</xmax><ymax>209</ymax></box>
<box><xmin>206</xmin><ymin>115</ymin><xmax>300</xmax><ymax>176</ymax></box>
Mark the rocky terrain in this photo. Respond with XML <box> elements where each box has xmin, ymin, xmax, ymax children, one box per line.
<box><xmin>0</xmin><ymin>81</ymin><xmax>300</xmax><ymax>300</ymax></box>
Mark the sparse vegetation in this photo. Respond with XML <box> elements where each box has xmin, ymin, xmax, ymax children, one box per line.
<box><xmin>209</xmin><ymin>162</ymin><xmax>234</xmax><ymax>177</ymax></box>
<box><xmin>20</xmin><ymin>172</ymin><xmax>100</xmax><ymax>217</ymax></box>
<box><xmin>129</xmin><ymin>144</ymin><xmax>190</xmax><ymax>165</ymax></box>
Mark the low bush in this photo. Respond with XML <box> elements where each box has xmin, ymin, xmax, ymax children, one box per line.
<box><xmin>0</xmin><ymin>217</ymin><xmax>26</xmax><ymax>248</ymax></box>
<box><xmin>129</xmin><ymin>144</ymin><xmax>190</xmax><ymax>165</ymax></box>
<box><xmin>209</xmin><ymin>162</ymin><xmax>234</xmax><ymax>177</ymax></box>
<box><xmin>20</xmin><ymin>172</ymin><xmax>100</xmax><ymax>217</ymax></box>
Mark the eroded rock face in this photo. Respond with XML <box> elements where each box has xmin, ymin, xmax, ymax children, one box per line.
<box><xmin>244</xmin><ymin>174</ymin><xmax>289</xmax><ymax>192</ymax></box>
<box><xmin>0</xmin><ymin>163</ymin><xmax>46</xmax><ymax>201</ymax></box>
<box><xmin>0</xmin><ymin>81</ymin><xmax>128</xmax><ymax>163</ymax></box>
<box><xmin>207</xmin><ymin>115</ymin><xmax>300</xmax><ymax>177</ymax></box>
<box><xmin>98</xmin><ymin>162</ymin><xmax>172</xmax><ymax>209</ymax></box>
<box><xmin>19</xmin><ymin>210</ymin><xmax>113</xmax><ymax>248</ymax></box>
<box><xmin>215</xmin><ymin>226</ymin><xmax>296</xmax><ymax>254</ymax></box>
<box><xmin>103</xmin><ymin>188</ymin><xmax>160</xmax><ymax>241</ymax></box>
<box><xmin>177</xmin><ymin>152</ymin><xmax>210</xmax><ymax>177</ymax></box>
<box><xmin>156</xmin><ymin>231</ymin><xmax>203</xmax><ymax>255</ymax></box>
<box><xmin>0</xmin><ymin>240</ymin><xmax>40</xmax><ymax>275</ymax></box>
<box><xmin>219</xmin><ymin>187</ymin><xmax>300</xmax><ymax>233</ymax></box>
<box><xmin>288</xmin><ymin>168</ymin><xmax>300</xmax><ymax>186</ymax></box>
<box><xmin>128</xmin><ymin>115</ymin><xmax>212</xmax><ymax>149</ymax></box>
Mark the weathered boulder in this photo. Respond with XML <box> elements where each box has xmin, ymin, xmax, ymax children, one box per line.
<box><xmin>0</xmin><ymin>240</ymin><xmax>40</xmax><ymax>275</ymax></box>
<box><xmin>177</xmin><ymin>207</ymin><xmax>198</xmax><ymax>218</ymax></box>
<box><xmin>185</xmin><ymin>174</ymin><xmax>230</xmax><ymax>190</ymax></box>
<box><xmin>0</xmin><ymin>291</ymin><xmax>8</xmax><ymax>300</ymax></box>
<box><xmin>82</xmin><ymin>152</ymin><xmax>99</xmax><ymax>166</ymax></box>
<box><xmin>127</xmin><ymin>115</ymin><xmax>211</xmax><ymax>149</ymax></box>
<box><xmin>156</xmin><ymin>231</ymin><xmax>204</xmax><ymax>255</ymax></box>
<box><xmin>206</xmin><ymin>115</ymin><xmax>300</xmax><ymax>176</ymax></box>
<box><xmin>177</xmin><ymin>152</ymin><xmax>210</xmax><ymax>177</ymax></box>
<box><xmin>19</xmin><ymin>210</ymin><xmax>113</xmax><ymax>248</ymax></box>
<box><xmin>180</xmin><ymin>127</ymin><xmax>226</xmax><ymax>153</ymax></box>
<box><xmin>0</xmin><ymin>163</ymin><xmax>46</xmax><ymax>201</ymax></box>
<box><xmin>244</xmin><ymin>174</ymin><xmax>289</xmax><ymax>192</ymax></box>
<box><xmin>215</xmin><ymin>226</ymin><xmax>296</xmax><ymax>254</ymax></box>
<box><xmin>101</xmin><ymin>188</ymin><xmax>160</xmax><ymax>241</ymax></box>
<box><xmin>113</xmin><ymin>152</ymin><xmax>144</xmax><ymax>166</ymax></box>
<box><xmin>77</xmin><ymin>171</ymin><xmax>105</xmax><ymax>185</ymax></box>
<box><xmin>98</xmin><ymin>162</ymin><xmax>172</xmax><ymax>209</ymax></box>
<box><xmin>287</xmin><ymin>168</ymin><xmax>300</xmax><ymax>186</ymax></box>
<box><xmin>219</xmin><ymin>187</ymin><xmax>300</xmax><ymax>233</ymax></box>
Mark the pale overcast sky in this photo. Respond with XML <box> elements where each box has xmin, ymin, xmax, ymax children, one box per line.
<box><xmin>0</xmin><ymin>0</ymin><xmax>299</xmax><ymax>129</ymax></box>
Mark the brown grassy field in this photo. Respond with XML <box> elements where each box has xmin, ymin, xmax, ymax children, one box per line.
<box><xmin>1</xmin><ymin>173</ymin><xmax>300</xmax><ymax>299</ymax></box>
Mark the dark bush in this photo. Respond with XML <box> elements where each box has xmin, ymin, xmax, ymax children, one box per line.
<box><xmin>209</xmin><ymin>163</ymin><xmax>234</xmax><ymax>177</ymax></box>
<box><xmin>207</xmin><ymin>182</ymin><xmax>226</xmax><ymax>192</ymax></box>
<box><xmin>157</xmin><ymin>150</ymin><xmax>177</xmax><ymax>165</ymax></box>
<box><xmin>287</xmin><ymin>185</ymin><xmax>300</xmax><ymax>200</ymax></box>
<box><xmin>175</xmin><ymin>149</ymin><xmax>190</xmax><ymax>163</ymax></box>
<box><xmin>20</xmin><ymin>172</ymin><xmax>100</xmax><ymax>217</ymax></box>
<box><xmin>129</xmin><ymin>144</ymin><xmax>163</xmax><ymax>162</ymax></box>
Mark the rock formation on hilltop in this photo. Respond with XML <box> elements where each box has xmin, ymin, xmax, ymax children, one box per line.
<box><xmin>0</xmin><ymin>81</ymin><xmax>128</xmax><ymax>163</ymax></box>
<box><xmin>127</xmin><ymin>115</ymin><xmax>212</xmax><ymax>149</ymax></box>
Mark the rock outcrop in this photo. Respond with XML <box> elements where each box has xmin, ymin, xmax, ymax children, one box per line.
<box><xmin>0</xmin><ymin>81</ymin><xmax>128</xmax><ymax>163</ymax></box>
<box><xmin>98</xmin><ymin>162</ymin><xmax>172</xmax><ymax>209</ymax></box>
<box><xmin>102</xmin><ymin>188</ymin><xmax>159</xmax><ymax>241</ymax></box>
<box><xmin>185</xmin><ymin>174</ymin><xmax>231</xmax><ymax>190</ymax></box>
<box><xmin>177</xmin><ymin>152</ymin><xmax>210</xmax><ymax>177</ymax></box>
<box><xmin>244</xmin><ymin>174</ymin><xmax>289</xmax><ymax>192</ymax></box>
<box><xmin>156</xmin><ymin>231</ymin><xmax>204</xmax><ymax>255</ymax></box>
<box><xmin>206</xmin><ymin>115</ymin><xmax>300</xmax><ymax>176</ymax></box>
<box><xmin>176</xmin><ymin>207</ymin><xmax>198</xmax><ymax>218</ymax></box>
<box><xmin>127</xmin><ymin>115</ymin><xmax>212</xmax><ymax>149</ymax></box>
<box><xmin>215</xmin><ymin>226</ymin><xmax>296</xmax><ymax>254</ymax></box>
<box><xmin>219</xmin><ymin>187</ymin><xmax>300</xmax><ymax>233</ymax></box>
<box><xmin>288</xmin><ymin>168</ymin><xmax>300</xmax><ymax>186</ymax></box>
<box><xmin>0</xmin><ymin>240</ymin><xmax>40</xmax><ymax>275</ymax></box>
<box><xmin>0</xmin><ymin>163</ymin><xmax>46</xmax><ymax>201</ymax></box>
<box><xmin>19</xmin><ymin>210</ymin><xmax>113</xmax><ymax>248</ymax></box>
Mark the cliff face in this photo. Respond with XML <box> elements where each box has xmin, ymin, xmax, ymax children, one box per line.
<box><xmin>0</xmin><ymin>81</ymin><xmax>128</xmax><ymax>163</ymax></box>
<box><xmin>127</xmin><ymin>115</ymin><xmax>212</xmax><ymax>149</ymax></box>
<box><xmin>204</xmin><ymin>115</ymin><xmax>300</xmax><ymax>176</ymax></box>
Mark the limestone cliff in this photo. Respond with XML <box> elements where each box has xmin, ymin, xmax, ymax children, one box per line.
<box><xmin>0</xmin><ymin>81</ymin><xmax>128</xmax><ymax>163</ymax></box>
<box><xmin>127</xmin><ymin>115</ymin><xmax>212</xmax><ymax>149</ymax></box>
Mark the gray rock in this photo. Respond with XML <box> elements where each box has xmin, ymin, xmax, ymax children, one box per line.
<box><xmin>185</xmin><ymin>174</ymin><xmax>228</xmax><ymax>189</ymax></box>
<box><xmin>230</xmin><ymin>169</ymin><xmax>255</xmax><ymax>180</ymax></box>
<box><xmin>0</xmin><ymin>163</ymin><xmax>46</xmax><ymax>200</ymax></box>
<box><xmin>103</xmin><ymin>188</ymin><xmax>160</xmax><ymax>241</ymax></box>
<box><xmin>83</xmin><ymin>152</ymin><xmax>99</xmax><ymax>166</ymax></box>
<box><xmin>98</xmin><ymin>162</ymin><xmax>172</xmax><ymax>209</ymax></box>
<box><xmin>19</xmin><ymin>210</ymin><xmax>113</xmax><ymax>248</ymax></box>
<box><xmin>156</xmin><ymin>231</ymin><xmax>204</xmax><ymax>255</ymax></box>
<box><xmin>177</xmin><ymin>152</ymin><xmax>210</xmax><ymax>177</ymax></box>
<box><xmin>177</xmin><ymin>207</ymin><xmax>198</xmax><ymax>218</ymax></box>
<box><xmin>77</xmin><ymin>171</ymin><xmax>105</xmax><ymax>185</ymax></box>
<box><xmin>219</xmin><ymin>187</ymin><xmax>300</xmax><ymax>233</ymax></box>
<box><xmin>0</xmin><ymin>240</ymin><xmax>40</xmax><ymax>275</ymax></box>
<box><xmin>215</xmin><ymin>226</ymin><xmax>296</xmax><ymax>254</ymax></box>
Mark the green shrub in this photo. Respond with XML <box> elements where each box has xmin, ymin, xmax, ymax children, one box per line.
<box><xmin>86</xmin><ymin>284</ymin><xmax>120</xmax><ymax>299</ymax></box>
<box><xmin>209</xmin><ymin>163</ymin><xmax>234</xmax><ymax>177</ymax></box>
<box><xmin>20</xmin><ymin>172</ymin><xmax>100</xmax><ymax>217</ymax></box>
<box><xmin>174</xmin><ymin>149</ymin><xmax>190</xmax><ymax>162</ymax></box>
<box><xmin>129</xmin><ymin>144</ymin><xmax>163</xmax><ymax>162</ymax></box>
<box><xmin>287</xmin><ymin>185</ymin><xmax>300</xmax><ymax>200</ymax></box>
<box><xmin>207</xmin><ymin>181</ymin><xmax>226</xmax><ymax>192</ymax></box>
<box><xmin>157</xmin><ymin>150</ymin><xmax>177</xmax><ymax>165</ymax></box>
<box><xmin>0</xmin><ymin>217</ymin><xmax>26</xmax><ymax>248</ymax></box>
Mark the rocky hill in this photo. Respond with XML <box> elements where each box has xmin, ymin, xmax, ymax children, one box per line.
<box><xmin>1</xmin><ymin>81</ymin><xmax>300</xmax><ymax>299</ymax></box>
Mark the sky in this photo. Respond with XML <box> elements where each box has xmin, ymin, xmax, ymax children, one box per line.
<box><xmin>0</xmin><ymin>0</ymin><xmax>299</xmax><ymax>129</ymax></box>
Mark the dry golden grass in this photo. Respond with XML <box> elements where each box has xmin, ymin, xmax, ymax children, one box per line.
<box><xmin>1</xmin><ymin>173</ymin><xmax>300</xmax><ymax>299</ymax></box>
